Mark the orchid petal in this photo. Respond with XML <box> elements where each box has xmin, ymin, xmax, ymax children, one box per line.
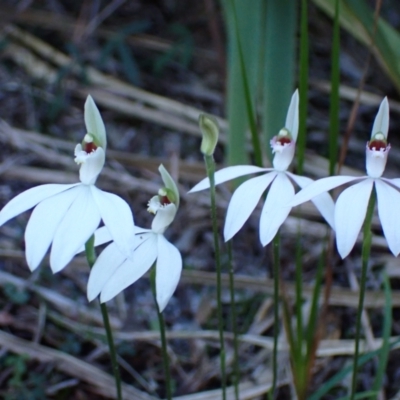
<box><xmin>0</xmin><ymin>184</ymin><xmax>78</xmax><ymax>227</ymax></box>
<box><xmin>51</xmin><ymin>186</ymin><xmax>101</xmax><ymax>273</ymax></box>
<box><xmin>159</xmin><ymin>164</ymin><xmax>180</xmax><ymax>208</ymax></box>
<box><xmin>87</xmin><ymin>242</ymin><xmax>127</xmax><ymax>301</ymax></box>
<box><xmin>152</xmin><ymin>203</ymin><xmax>177</xmax><ymax>234</ymax></box>
<box><xmin>91</xmin><ymin>186</ymin><xmax>135</xmax><ymax>258</ymax></box>
<box><xmin>372</xmin><ymin>97</ymin><xmax>389</xmax><ymax>139</ymax></box>
<box><xmin>155</xmin><ymin>235</ymin><xmax>182</xmax><ymax>312</ymax></box>
<box><xmin>291</xmin><ymin>176</ymin><xmax>361</xmax><ymax>207</ymax></box>
<box><xmin>335</xmin><ymin>179</ymin><xmax>374</xmax><ymax>258</ymax></box>
<box><xmin>100</xmin><ymin>233</ymin><xmax>158</xmax><ymax>303</ymax></box>
<box><xmin>382</xmin><ymin>177</ymin><xmax>400</xmax><ymax>190</ymax></box>
<box><xmin>224</xmin><ymin>172</ymin><xmax>277</xmax><ymax>241</ymax></box>
<box><xmin>85</xmin><ymin>95</ymin><xmax>106</xmax><ymax>149</ymax></box>
<box><xmin>375</xmin><ymin>179</ymin><xmax>400</xmax><ymax>256</ymax></box>
<box><xmin>285</xmin><ymin>89</ymin><xmax>299</xmax><ymax>141</ymax></box>
<box><xmin>260</xmin><ymin>173</ymin><xmax>294</xmax><ymax>246</ymax></box>
<box><xmin>25</xmin><ymin>186</ymin><xmax>81</xmax><ymax>271</ymax></box>
<box><xmin>79</xmin><ymin>147</ymin><xmax>105</xmax><ymax>185</ymax></box>
<box><xmin>188</xmin><ymin>165</ymin><xmax>270</xmax><ymax>193</ymax></box>
<box><xmin>288</xmin><ymin>173</ymin><xmax>335</xmax><ymax>230</ymax></box>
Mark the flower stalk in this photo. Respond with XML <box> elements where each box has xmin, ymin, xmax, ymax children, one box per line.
<box><xmin>227</xmin><ymin>240</ymin><xmax>240</xmax><ymax>400</ymax></box>
<box><xmin>350</xmin><ymin>189</ymin><xmax>376</xmax><ymax>400</ymax></box>
<box><xmin>85</xmin><ymin>235</ymin><xmax>123</xmax><ymax>400</ymax></box>
<box><xmin>204</xmin><ymin>153</ymin><xmax>226</xmax><ymax>400</ymax></box>
<box><xmin>150</xmin><ymin>267</ymin><xmax>172</xmax><ymax>400</ymax></box>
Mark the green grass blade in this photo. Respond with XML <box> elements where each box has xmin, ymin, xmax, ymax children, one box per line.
<box><xmin>222</xmin><ymin>0</ymin><xmax>264</xmax><ymax>166</ymax></box>
<box><xmin>329</xmin><ymin>0</ymin><xmax>340</xmax><ymax>176</ymax></box>
<box><xmin>372</xmin><ymin>272</ymin><xmax>392</xmax><ymax>392</ymax></box>
<box><xmin>263</xmin><ymin>0</ymin><xmax>297</xmax><ymax>161</ymax></box>
<box><xmin>228</xmin><ymin>0</ymin><xmax>263</xmax><ymax>167</ymax></box>
<box><xmin>312</xmin><ymin>0</ymin><xmax>400</xmax><ymax>93</ymax></box>
<box><xmin>297</xmin><ymin>0</ymin><xmax>309</xmax><ymax>174</ymax></box>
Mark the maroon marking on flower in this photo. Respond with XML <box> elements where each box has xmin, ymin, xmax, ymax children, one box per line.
<box><xmin>85</xmin><ymin>142</ymin><xmax>98</xmax><ymax>153</ymax></box>
<box><xmin>368</xmin><ymin>140</ymin><xmax>387</xmax><ymax>151</ymax></box>
<box><xmin>277</xmin><ymin>137</ymin><xmax>292</xmax><ymax>145</ymax></box>
<box><xmin>160</xmin><ymin>195</ymin><xmax>171</xmax><ymax>206</ymax></box>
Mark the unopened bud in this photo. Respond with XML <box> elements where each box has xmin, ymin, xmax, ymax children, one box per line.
<box><xmin>199</xmin><ymin>114</ymin><xmax>219</xmax><ymax>156</ymax></box>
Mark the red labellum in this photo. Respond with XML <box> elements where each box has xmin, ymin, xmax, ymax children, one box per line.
<box><xmin>368</xmin><ymin>140</ymin><xmax>387</xmax><ymax>151</ymax></box>
<box><xmin>160</xmin><ymin>195</ymin><xmax>171</xmax><ymax>206</ymax></box>
<box><xmin>277</xmin><ymin>137</ymin><xmax>292</xmax><ymax>145</ymax></box>
<box><xmin>84</xmin><ymin>142</ymin><xmax>98</xmax><ymax>153</ymax></box>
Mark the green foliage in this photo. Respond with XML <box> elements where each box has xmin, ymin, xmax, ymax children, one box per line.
<box><xmin>98</xmin><ymin>21</ymin><xmax>151</xmax><ymax>85</ymax></box>
<box><xmin>222</xmin><ymin>0</ymin><xmax>264</xmax><ymax>166</ymax></box>
<box><xmin>152</xmin><ymin>23</ymin><xmax>194</xmax><ymax>76</ymax></box>
<box><xmin>1</xmin><ymin>354</ymin><xmax>46</xmax><ymax>400</ymax></box>
<box><xmin>313</xmin><ymin>0</ymin><xmax>400</xmax><ymax>93</ymax></box>
<box><xmin>263</xmin><ymin>0</ymin><xmax>297</xmax><ymax>161</ymax></box>
<box><xmin>3</xmin><ymin>283</ymin><xmax>30</xmax><ymax>304</ymax></box>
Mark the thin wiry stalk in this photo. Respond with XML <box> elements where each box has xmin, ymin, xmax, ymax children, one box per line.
<box><xmin>85</xmin><ymin>236</ymin><xmax>123</xmax><ymax>400</ymax></box>
<box><xmin>150</xmin><ymin>267</ymin><xmax>172</xmax><ymax>400</ymax></box>
<box><xmin>350</xmin><ymin>190</ymin><xmax>376</xmax><ymax>400</ymax></box>
<box><xmin>204</xmin><ymin>153</ymin><xmax>226</xmax><ymax>400</ymax></box>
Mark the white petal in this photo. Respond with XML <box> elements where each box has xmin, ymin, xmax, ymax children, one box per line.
<box><xmin>91</xmin><ymin>186</ymin><xmax>135</xmax><ymax>258</ymax></box>
<box><xmin>25</xmin><ymin>186</ymin><xmax>81</xmax><ymax>271</ymax></box>
<box><xmin>271</xmin><ymin>140</ymin><xmax>295</xmax><ymax>171</ymax></box>
<box><xmin>155</xmin><ymin>235</ymin><xmax>182</xmax><ymax>312</ymax></box>
<box><xmin>74</xmin><ymin>226</ymin><xmax>113</xmax><ymax>255</ymax></box>
<box><xmin>375</xmin><ymin>179</ymin><xmax>400</xmax><ymax>256</ymax></box>
<box><xmin>0</xmin><ymin>184</ymin><xmax>78</xmax><ymax>227</ymax></box>
<box><xmin>85</xmin><ymin>95</ymin><xmax>107</xmax><ymax>149</ymax></box>
<box><xmin>382</xmin><ymin>177</ymin><xmax>400</xmax><ymax>190</ymax></box>
<box><xmin>159</xmin><ymin>164</ymin><xmax>180</xmax><ymax>208</ymax></box>
<box><xmin>100</xmin><ymin>233</ymin><xmax>158</xmax><ymax>302</ymax></box>
<box><xmin>259</xmin><ymin>173</ymin><xmax>294</xmax><ymax>246</ymax></box>
<box><xmin>291</xmin><ymin>176</ymin><xmax>361</xmax><ymax>207</ymax></box>
<box><xmin>371</xmin><ymin>97</ymin><xmax>389</xmax><ymax>139</ymax></box>
<box><xmin>79</xmin><ymin>147</ymin><xmax>105</xmax><ymax>185</ymax></box>
<box><xmin>289</xmin><ymin>173</ymin><xmax>335</xmax><ymax>230</ymax></box>
<box><xmin>188</xmin><ymin>165</ymin><xmax>269</xmax><ymax>193</ymax></box>
<box><xmin>366</xmin><ymin>143</ymin><xmax>390</xmax><ymax>178</ymax></box>
<box><xmin>224</xmin><ymin>172</ymin><xmax>277</xmax><ymax>241</ymax></box>
<box><xmin>50</xmin><ymin>186</ymin><xmax>101</xmax><ymax>273</ymax></box>
<box><xmin>335</xmin><ymin>179</ymin><xmax>374</xmax><ymax>258</ymax></box>
<box><xmin>285</xmin><ymin>89</ymin><xmax>299</xmax><ymax>141</ymax></box>
<box><xmin>151</xmin><ymin>203</ymin><xmax>177</xmax><ymax>234</ymax></box>
<box><xmin>87</xmin><ymin>242</ymin><xmax>126</xmax><ymax>301</ymax></box>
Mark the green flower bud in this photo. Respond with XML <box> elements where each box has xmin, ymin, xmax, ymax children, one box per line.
<box><xmin>199</xmin><ymin>114</ymin><xmax>219</xmax><ymax>156</ymax></box>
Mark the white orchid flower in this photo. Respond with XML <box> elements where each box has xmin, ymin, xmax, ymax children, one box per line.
<box><xmin>87</xmin><ymin>165</ymin><xmax>182</xmax><ymax>312</ymax></box>
<box><xmin>291</xmin><ymin>98</ymin><xmax>398</xmax><ymax>258</ymax></box>
<box><xmin>189</xmin><ymin>90</ymin><xmax>335</xmax><ymax>246</ymax></box>
<box><xmin>0</xmin><ymin>95</ymin><xmax>135</xmax><ymax>273</ymax></box>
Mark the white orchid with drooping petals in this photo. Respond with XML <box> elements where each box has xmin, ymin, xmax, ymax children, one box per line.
<box><xmin>291</xmin><ymin>97</ymin><xmax>399</xmax><ymax>258</ymax></box>
<box><xmin>87</xmin><ymin>165</ymin><xmax>182</xmax><ymax>312</ymax></box>
<box><xmin>0</xmin><ymin>95</ymin><xmax>135</xmax><ymax>273</ymax></box>
<box><xmin>189</xmin><ymin>90</ymin><xmax>335</xmax><ymax>246</ymax></box>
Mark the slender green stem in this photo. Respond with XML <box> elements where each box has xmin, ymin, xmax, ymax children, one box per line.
<box><xmin>295</xmin><ymin>236</ymin><xmax>304</xmax><ymax>360</ymax></box>
<box><xmin>85</xmin><ymin>236</ymin><xmax>123</xmax><ymax>400</ymax></box>
<box><xmin>227</xmin><ymin>240</ymin><xmax>239</xmax><ymax>400</ymax></box>
<box><xmin>297</xmin><ymin>0</ymin><xmax>309</xmax><ymax>174</ymax></box>
<box><xmin>204</xmin><ymin>153</ymin><xmax>226</xmax><ymax>400</ymax></box>
<box><xmin>271</xmin><ymin>233</ymin><xmax>280</xmax><ymax>398</ymax></box>
<box><xmin>150</xmin><ymin>267</ymin><xmax>172</xmax><ymax>400</ymax></box>
<box><xmin>350</xmin><ymin>190</ymin><xmax>376</xmax><ymax>400</ymax></box>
